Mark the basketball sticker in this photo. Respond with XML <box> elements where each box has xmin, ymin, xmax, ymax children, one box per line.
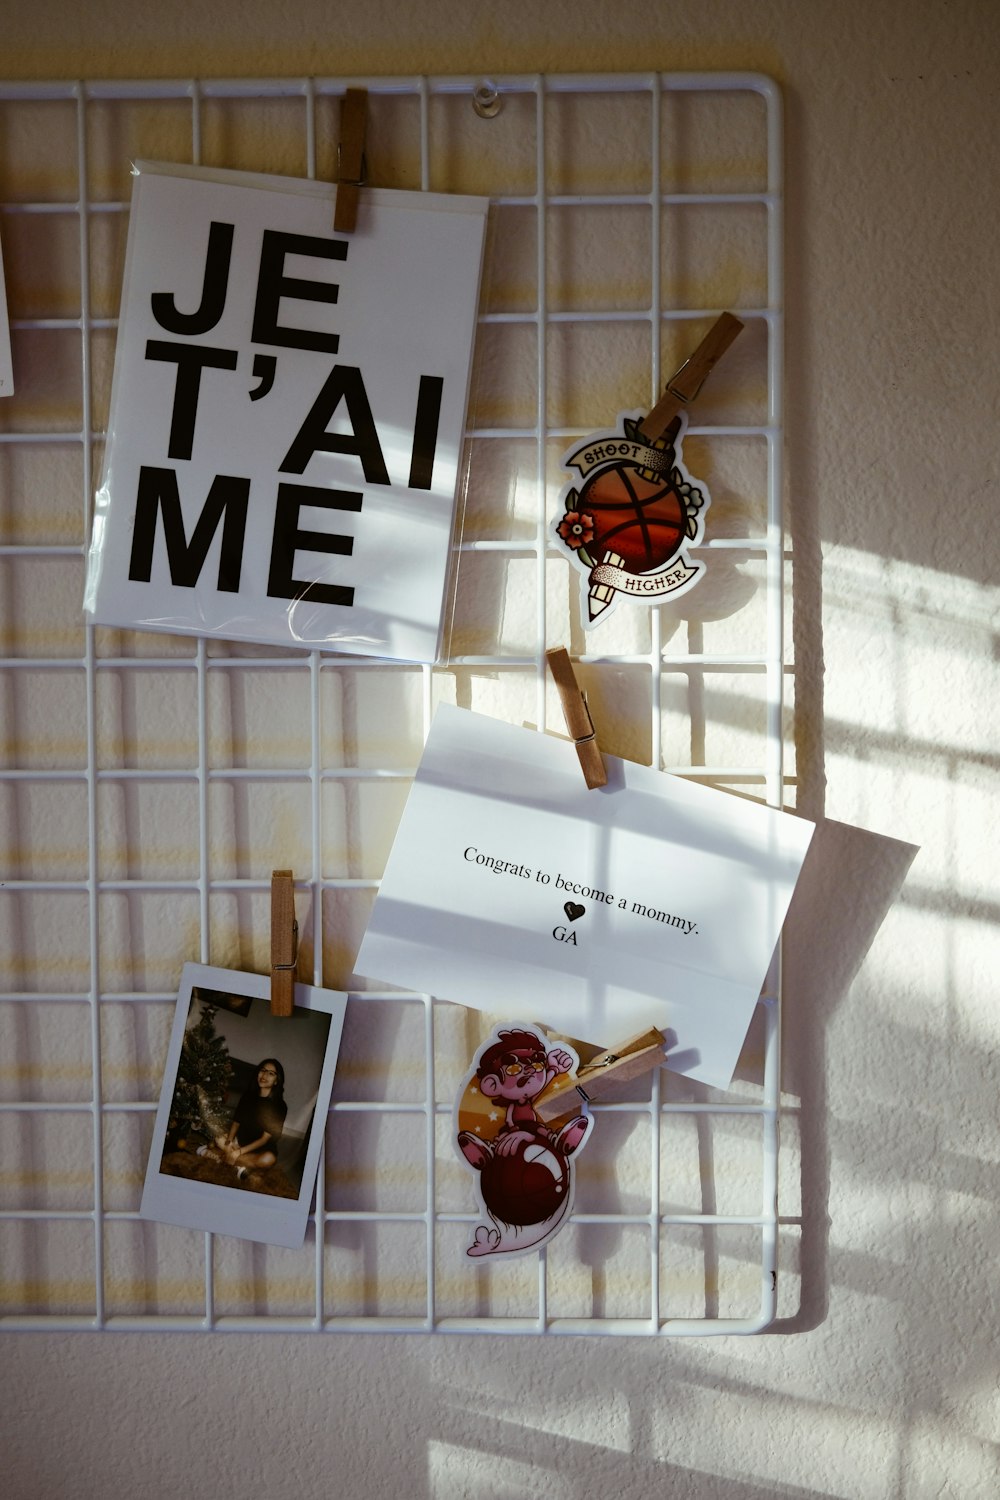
<box><xmin>555</xmin><ymin>411</ymin><xmax>709</xmax><ymax>626</ymax></box>
<box><xmin>455</xmin><ymin>1025</ymin><xmax>593</xmax><ymax>1259</ymax></box>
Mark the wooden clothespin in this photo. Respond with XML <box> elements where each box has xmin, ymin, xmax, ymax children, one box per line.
<box><xmin>269</xmin><ymin>869</ymin><xmax>298</xmax><ymax>1017</ymax></box>
<box><xmin>334</xmin><ymin>87</ymin><xmax>368</xmax><ymax>234</ymax></box>
<box><xmin>535</xmin><ymin>1026</ymin><xmax>667</xmax><ymax>1122</ymax></box>
<box><xmin>546</xmin><ymin>646</ymin><xmax>606</xmax><ymax>789</ymax></box>
<box><xmin>639</xmin><ymin>312</ymin><xmax>744</xmax><ymax>442</ymax></box>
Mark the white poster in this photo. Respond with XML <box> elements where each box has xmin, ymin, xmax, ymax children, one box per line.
<box><xmin>84</xmin><ymin>161</ymin><xmax>488</xmax><ymax>661</ymax></box>
<box><xmin>356</xmin><ymin>706</ymin><xmax>815</xmax><ymax>1091</ymax></box>
<box><xmin>140</xmin><ymin>964</ymin><xmax>347</xmax><ymax>1248</ymax></box>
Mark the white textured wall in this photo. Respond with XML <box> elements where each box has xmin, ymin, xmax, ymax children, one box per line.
<box><xmin>4</xmin><ymin>2</ymin><xmax>1000</xmax><ymax>1497</ymax></box>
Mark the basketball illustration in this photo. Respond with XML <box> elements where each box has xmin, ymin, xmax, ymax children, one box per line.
<box><xmin>576</xmin><ymin>462</ymin><xmax>687</xmax><ymax>573</ymax></box>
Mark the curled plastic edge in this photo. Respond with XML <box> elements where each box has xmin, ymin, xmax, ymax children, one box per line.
<box><xmin>437</xmin><ymin>201</ymin><xmax>499</xmax><ymax>666</ymax></box>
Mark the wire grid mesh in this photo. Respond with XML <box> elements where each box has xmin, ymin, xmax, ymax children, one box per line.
<box><xmin>0</xmin><ymin>72</ymin><xmax>785</xmax><ymax>1333</ymax></box>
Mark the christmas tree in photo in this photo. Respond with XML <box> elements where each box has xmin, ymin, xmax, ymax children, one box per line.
<box><xmin>167</xmin><ymin>994</ymin><xmax>233</xmax><ymax>1147</ymax></box>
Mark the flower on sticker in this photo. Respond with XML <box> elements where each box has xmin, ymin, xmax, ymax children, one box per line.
<box><xmin>558</xmin><ymin>511</ymin><xmax>595</xmax><ymax>549</ymax></box>
<box><xmin>674</xmin><ymin>471</ymin><xmax>703</xmax><ymax>511</ymax></box>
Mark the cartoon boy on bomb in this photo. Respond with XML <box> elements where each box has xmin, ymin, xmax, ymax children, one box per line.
<box><xmin>455</xmin><ymin>1027</ymin><xmax>592</xmax><ymax>1257</ymax></box>
<box><xmin>458</xmin><ymin>1027</ymin><xmax>589</xmax><ymax>1162</ymax></box>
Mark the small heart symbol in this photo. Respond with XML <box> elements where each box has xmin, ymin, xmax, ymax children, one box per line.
<box><xmin>564</xmin><ymin>902</ymin><xmax>585</xmax><ymax>922</ymax></box>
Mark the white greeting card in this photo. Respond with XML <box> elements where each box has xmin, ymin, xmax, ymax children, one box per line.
<box><xmin>84</xmin><ymin>161</ymin><xmax>488</xmax><ymax>661</ymax></box>
<box><xmin>140</xmin><ymin>964</ymin><xmax>347</xmax><ymax>1248</ymax></box>
<box><xmin>356</xmin><ymin>706</ymin><xmax>815</xmax><ymax>1090</ymax></box>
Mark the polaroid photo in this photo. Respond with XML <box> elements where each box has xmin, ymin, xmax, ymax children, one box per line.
<box><xmin>140</xmin><ymin>963</ymin><xmax>347</xmax><ymax>1248</ymax></box>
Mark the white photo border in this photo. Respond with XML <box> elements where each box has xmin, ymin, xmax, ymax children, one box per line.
<box><xmin>140</xmin><ymin>962</ymin><xmax>348</xmax><ymax>1248</ymax></box>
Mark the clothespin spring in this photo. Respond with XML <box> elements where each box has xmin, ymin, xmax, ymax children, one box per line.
<box><xmin>272</xmin><ymin>929</ymin><xmax>299</xmax><ymax>969</ymax></box>
<box><xmin>662</xmin><ymin>354</ymin><xmax>705</xmax><ymax>406</ymax></box>
<box><xmin>575</xmin><ymin>693</ymin><xmax>598</xmax><ymax>745</ymax></box>
<box><xmin>574</xmin><ymin>1049</ymin><xmax>621</xmax><ymax>1102</ymax></box>
<box><xmin>336</xmin><ymin>143</ymin><xmax>368</xmax><ymax>191</ymax></box>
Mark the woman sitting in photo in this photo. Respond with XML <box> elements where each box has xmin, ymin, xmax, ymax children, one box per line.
<box><xmin>198</xmin><ymin>1058</ymin><xmax>287</xmax><ymax>1181</ymax></box>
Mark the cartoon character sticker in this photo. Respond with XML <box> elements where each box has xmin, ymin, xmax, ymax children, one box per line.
<box><xmin>455</xmin><ymin>1025</ymin><xmax>593</xmax><ymax>1259</ymax></box>
<box><xmin>554</xmin><ymin>411</ymin><xmax>709</xmax><ymax>627</ymax></box>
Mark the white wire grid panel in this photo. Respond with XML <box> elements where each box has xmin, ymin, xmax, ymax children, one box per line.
<box><xmin>0</xmin><ymin>72</ymin><xmax>786</xmax><ymax>1334</ymax></box>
